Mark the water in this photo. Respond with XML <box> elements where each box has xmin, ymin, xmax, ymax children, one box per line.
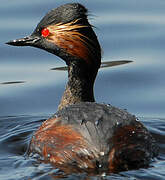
<box><xmin>1</xmin><ymin>0</ymin><xmax>165</xmax><ymax>179</ymax></box>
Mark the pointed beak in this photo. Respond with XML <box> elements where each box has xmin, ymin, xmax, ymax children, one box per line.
<box><xmin>6</xmin><ymin>35</ymin><xmax>41</xmax><ymax>47</ymax></box>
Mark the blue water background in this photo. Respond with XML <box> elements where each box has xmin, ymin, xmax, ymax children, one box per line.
<box><xmin>0</xmin><ymin>0</ymin><xmax>165</xmax><ymax>179</ymax></box>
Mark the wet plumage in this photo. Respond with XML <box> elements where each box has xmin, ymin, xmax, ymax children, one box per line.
<box><xmin>7</xmin><ymin>3</ymin><xmax>158</xmax><ymax>174</ymax></box>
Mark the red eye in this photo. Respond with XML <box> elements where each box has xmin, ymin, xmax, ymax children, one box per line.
<box><xmin>41</xmin><ymin>28</ymin><xmax>50</xmax><ymax>37</ymax></box>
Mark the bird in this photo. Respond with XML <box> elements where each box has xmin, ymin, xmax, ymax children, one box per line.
<box><xmin>6</xmin><ymin>3</ymin><xmax>158</xmax><ymax>174</ymax></box>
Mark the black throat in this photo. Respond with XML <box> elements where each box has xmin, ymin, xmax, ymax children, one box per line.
<box><xmin>58</xmin><ymin>60</ymin><xmax>98</xmax><ymax>110</ymax></box>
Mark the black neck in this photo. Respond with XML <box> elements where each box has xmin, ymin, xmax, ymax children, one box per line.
<box><xmin>58</xmin><ymin>60</ymin><xmax>98</xmax><ymax>110</ymax></box>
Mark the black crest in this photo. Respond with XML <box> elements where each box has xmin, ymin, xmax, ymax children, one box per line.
<box><xmin>36</xmin><ymin>3</ymin><xmax>88</xmax><ymax>30</ymax></box>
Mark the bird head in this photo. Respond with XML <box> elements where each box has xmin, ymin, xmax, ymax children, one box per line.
<box><xmin>7</xmin><ymin>3</ymin><xmax>101</xmax><ymax>68</ymax></box>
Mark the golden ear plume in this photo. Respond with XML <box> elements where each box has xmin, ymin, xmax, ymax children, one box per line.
<box><xmin>46</xmin><ymin>19</ymin><xmax>96</xmax><ymax>64</ymax></box>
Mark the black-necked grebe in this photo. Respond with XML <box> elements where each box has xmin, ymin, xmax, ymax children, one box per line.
<box><xmin>7</xmin><ymin>3</ymin><xmax>158</xmax><ymax>174</ymax></box>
